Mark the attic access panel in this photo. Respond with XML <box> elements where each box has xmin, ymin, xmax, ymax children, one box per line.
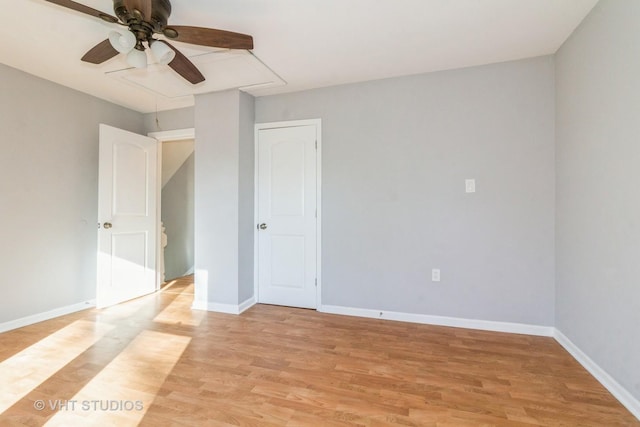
<box><xmin>106</xmin><ymin>50</ymin><xmax>285</xmax><ymax>99</ymax></box>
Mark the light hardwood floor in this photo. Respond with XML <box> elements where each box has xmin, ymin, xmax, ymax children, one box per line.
<box><xmin>0</xmin><ymin>276</ymin><xmax>638</xmax><ymax>426</ymax></box>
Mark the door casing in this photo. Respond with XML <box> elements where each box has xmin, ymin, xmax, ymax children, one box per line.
<box><xmin>254</xmin><ymin>119</ymin><xmax>322</xmax><ymax>309</ymax></box>
<box><xmin>148</xmin><ymin>127</ymin><xmax>196</xmax><ymax>289</ymax></box>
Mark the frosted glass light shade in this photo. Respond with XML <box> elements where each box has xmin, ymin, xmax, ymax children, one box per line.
<box><xmin>150</xmin><ymin>40</ymin><xmax>176</xmax><ymax>65</ymax></box>
<box><xmin>127</xmin><ymin>48</ymin><xmax>148</xmax><ymax>69</ymax></box>
<box><xmin>108</xmin><ymin>30</ymin><xmax>136</xmax><ymax>53</ymax></box>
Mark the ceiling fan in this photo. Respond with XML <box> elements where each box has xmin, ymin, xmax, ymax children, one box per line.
<box><xmin>44</xmin><ymin>0</ymin><xmax>254</xmax><ymax>84</ymax></box>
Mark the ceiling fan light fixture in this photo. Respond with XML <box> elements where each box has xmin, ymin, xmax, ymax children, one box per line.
<box><xmin>150</xmin><ymin>40</ymin><xmax>176</xmax><ymax>65</ymax></box>
<box><xmin>127</xmin><ymin>48</ymin><xmax>148</xmax><ymax>69</ymax></box>
<box><xmin>108</xmin><ymin>30</ymin><xmax>136</xmax><ymax>53</ymax></box>
<box><xmin>46</xmin><ymin>0</ymin><xmax>254</xmax><ymax>84</ymax></box>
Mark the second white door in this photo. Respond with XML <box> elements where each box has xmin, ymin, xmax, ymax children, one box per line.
<box><xmin>257</xmin><ymin>124</ymin><xmax>318</xmax><ymax>309</ymax></box>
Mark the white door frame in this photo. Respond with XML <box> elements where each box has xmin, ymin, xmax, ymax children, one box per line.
<box><xmin>148</xmin><ymin>127</ymin><xmax>196</xmax><ymax>289</ymax></box>
<box><xmin>254</xmin><ymin>119</ymin><xmax>322</xmax><ymax>308</ymax></box>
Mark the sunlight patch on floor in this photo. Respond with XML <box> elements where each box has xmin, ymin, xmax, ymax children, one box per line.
<box><xmin>0</xmin><ymin>320</ymin><xmax>115</xmax><ymax>414</ymax></box>
<box><xmin>95</xmin><ymin>295</ymin><xmax>152</xmax><ymax>319</ymax></box>
<box><xmin>45</xmin><ymin>330</ymin><xmax>190</xmax><ymax>427</ymax></box>
<box><xmin>160</xmin><ymin>280</ymin><xmax>178</xmax><ymax>291</ymax></box>
<box><xmin>153</xmin><ymin>293</ymin><xmax>203</xmax><ymax>326</ymax></box>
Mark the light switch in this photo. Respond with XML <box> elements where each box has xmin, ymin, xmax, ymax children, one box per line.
<box><xmin>465</xmin><ymin>179</ymin><xmax>476</xmax><ymax>193</ymax></box>
<box><xmin>432</xmin><ymin>269</ymin><xmax>441</xmax><ymax>282</ymax></box>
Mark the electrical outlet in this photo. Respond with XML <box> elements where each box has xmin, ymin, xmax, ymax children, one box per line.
<box><xmin>465</xmin><ymin>179</ymin><xmax>476</xmax><ymax>193</ymax></box>
<box><xmin>432</xmin><ymin>269</ymin><xmax>441</xmax><ymax>282</ymax></box>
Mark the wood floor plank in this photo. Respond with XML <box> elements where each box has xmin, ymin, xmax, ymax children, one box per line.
<box><xmin>0</xmin><ymin>275</ymin><xmax>638</xmax><ymax>426</ymax></box>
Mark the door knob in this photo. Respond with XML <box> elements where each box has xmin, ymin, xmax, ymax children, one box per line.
<box><xmin>103</xmin><ymin>222</ymin><xmax>113</xmax><ymax>229</ymax></box>
<box><xmin>258</xmin><ymin>223</ymin><xmax>267</xmax><ymax>230</ymax></box>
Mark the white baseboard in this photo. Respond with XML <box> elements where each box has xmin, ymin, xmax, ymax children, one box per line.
<box><xmin>0</xmin><ymin>300</ymin><xmax>96</xmax><ymax>334</ymax></box>
<box><xmin>238</xmin><ymin>297</ymin><xmax>257</xmax><ymax>314</ymax></box>
<box><xmin>191</xmin><ymin>300</ymin><xmax>208</xmax><ymax>311</ymax></box>
<box><xmin>191</xmin><ymin>297</ymin><xmax>256</xmax><ymax>315</ymax></box>
<box><xmin>554</xmin><ymin>329</ymin><xmax>640</xmax><ymax>420</ymax></box>
<box><xmin>318</xmin><ymin>304</ymin><xmax>554</xmax><ymax>337</ymax></box>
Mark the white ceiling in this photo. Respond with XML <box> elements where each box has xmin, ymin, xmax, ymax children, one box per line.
<box><xmin>0</xmin><ymin>0</ymin><xmax>598</xmax><ymax>113</ymax></box>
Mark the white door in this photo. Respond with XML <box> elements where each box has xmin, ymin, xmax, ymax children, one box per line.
<box><xmin>97</xmin><ymin>124</ymin><xmax>158</xmax><ymax>308</ymax></box>
<box><xmin>257</xmin><ymin>124</ymin><xmax>318</xmax><ymax>309</ymax></box>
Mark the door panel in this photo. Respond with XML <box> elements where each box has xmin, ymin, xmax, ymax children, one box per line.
<box><xmin>270</xmin><ymin>140</ymin><xmax>306</xmax><ymax>216</ymax></box>
<box><xmin>113</xmin><ymin>143</ymin><xmax>149</xmax><ymax>216</ymax></box>
<box><xmin>111</xmin><ymin>232</ymin><xmax>148</xmax><ymax>289</ymax></box>
<box><xmin>258</xmin><ymin>125</ymin><xmax>318</xmax><ymax>309</ymax></box>
<box><xmin>97</xmin><ymin>124</ymin><xmax>158</xmax><ymax>308</ymax></box>
<box><xmin>271</xmin><ymin>236</ymin><xmax>306</xmax><ymax>288</ymax></box>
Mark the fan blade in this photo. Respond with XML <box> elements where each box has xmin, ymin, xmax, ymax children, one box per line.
<box><xmin>81</xmin><ymin>39</ymin><xmax>119</xmax><ymax>64</ymax></box>
<box><xmin>164</xmin><ymin>26</ymin><xmax>254</xmax><ymax>50</ymax></box>
<box><xmin>164</xmin><ymin>42</ymin><xmax>205</xmax><ymax>84</ymax></box>
<box><xmin>123</xmin><ymin>0</ymin><xmax>152</xmax><ymax>21</ymax></box>
<box><xmin>44</xmin><ymin>0</ymin><xmax>119</xmax><ymax>23</ymax></box>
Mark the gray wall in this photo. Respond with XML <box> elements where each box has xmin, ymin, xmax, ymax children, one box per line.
<box><xmin>256</xmin><ymin>56</ymin><xmax>556</xmax><ymax>325</ymax></box>
<box><xmin>193</xmin><ymin>90</ymin><xmax>255</xmax><ymax>306</ymax></box>
<box><xmin>0</xmin><ymin>63</ymin><xmax>144</xmax><ymax>323</ymax></box>
<box><xmin>162</xmin><ymin>153</ymin><xmax>195</xmax><ymax>280</ymax></box>
<box><xmin>238</xmin><ymin>92</ymin><xmax>255</xmax><ymax>302</ymax></box>
<box><xmin>144</xmin><ymin>107</ymin><xmax>194</xmax><ymax>134</ymax></box>
<box><xmin>194</xmin><ymin>91</ymin><xmax>239</xmax><ymax>305</ymax></box>
<box><xmin>555</xmin><ymin>0</ymin><xmax>640</xmax><ymax>401</ymax></box>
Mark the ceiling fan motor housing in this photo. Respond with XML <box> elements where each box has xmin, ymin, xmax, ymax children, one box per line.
<box><xmin>113</xmin><ymin>0</ymin><xmax>171</xmax><ymax>32</ymax></box>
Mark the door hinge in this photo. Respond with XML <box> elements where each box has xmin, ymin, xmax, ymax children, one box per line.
<box><xmin>315</xmin><ymin>140</ymin><xmax>317</xmax><ymax>150</ymax></box>
<box><xmin>315</xmin><ymin>278</ymin><xmax>317</xmax><ymax>287</ymax></box>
